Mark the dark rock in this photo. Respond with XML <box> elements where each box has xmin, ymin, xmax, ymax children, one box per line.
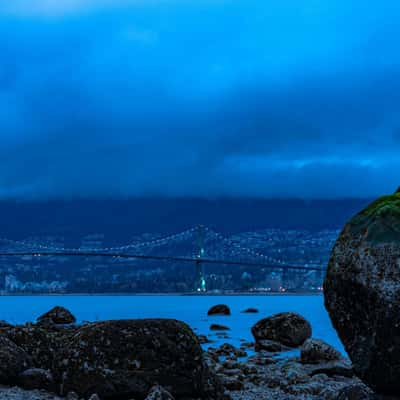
<box><xmin>0</xmin><ymin>318</ymin><xmax>223</xmax><ymax>400</ymax></box>
<box><xmin>220</xmin><ymin>376</ymin><xmax>244</xmax><ymax>391</ymax></box>
<box><xmin>18</xmin><ymin>368</ymin><xmax>54</xmax><ymax>391</ymax></box>
<box><xmin>198</xmin><ymin>334</ymin><xmax>213</xmax><ymax>344</ymax></box>
<box><xmin>301</xmin><ymin>338</ymin><xmax>342</xmax><ymax>364</ymax></box>
<box><xmin>145</xmin><ymin>385</ymin><xmax>175</xmax><ymax>400</ymax></box>
<box><xmin>241</xmin><ymin>308</ymin><xmax>259</xmax><ymax>313</ymax></box>
<box><xmin>0</xmin><ymin>322</ymin><xmax>71</xmax><ymax>369</ymax></box>
<box><xmin>207</xmin><ymin>304</ymin><xmax>231</xmax><ymax>316</ymax></box>
<box><xmin>307</xmin><ymin>359</ymin><xmax>354</xmax><ymax>378</ymax></box>
<box><xmin>254</xmin><ymin>339</ymin><xmax>291</xmax><ymax>353</ymax></box>
<box><xmin>251</xmin><ymin>312</ymin><xmax>312</xmax><ymax>348</ymax></box>
<box><xmin>0</xmin><ymin>320</ymin><xmax>13</xmax><ymax>328</ymax></box>
<box><xmin>336</xmin><ymin>384</ymin><xmax>374</xmax><ymax>400</ymax></box>
<box><xmin>210</xmin><ymin>324</ymin><xmax>230</xmax><ymax>331</ymax></box>
<box><xmin>60</xmin><ymin>319</ymin><xmax>223</xmax><ymax>400</ymax></box>
<box><xmin>324</xmin><ymin>191</ymin><xmax>400</xmax><ymax>396</ymax></box>
<box><xmin>37</xmin><ymin>306</ymin><xmax>76</xmax><ymax>325</ymax></box>
<box><xmin>0</xmin><ymin>335</ymin><xmax>31</xmax><ymax>383</ymax></box>
<box><xmin>88</xmin><ymin>395</ymin><xmax>100</xmax><ymax>400</ymax></box>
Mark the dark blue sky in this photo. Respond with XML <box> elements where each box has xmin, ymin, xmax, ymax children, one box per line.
<box><xmin>0</xmin><ymin>1</ymin><xmax>399</xmax><ymax>198</ymax></box>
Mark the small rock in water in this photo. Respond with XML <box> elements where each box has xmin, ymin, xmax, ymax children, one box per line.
<box><xmin>251</xmin><ymin>312</ymin><xmax>312</xmax><ymax>348</ymax></box>
<box><xmin>210</xmin><ymin>324</ymin><xmax>230</xmax><ymax>331</ymax></box>
<box><xmin>324</xmin><ymin>190</ymin><xmax>400</xmax><ymax>396</ymax></box>
<box><xmin>300</xmin><ymin>338</ymin><xmax>342</xmax><ymax>364</ymax></box>
<box><xmin>37</xmin><ymin>306</ymin><xmax>76</xmax><ymax>325</ymax></box>
<box><xmin>207</xmin><ymin>304</ymin><xmax>231</xmax><ymax>316</ymax></box>
<box><xmin>241</xmin><ymin>308</ymin><xmax>259</xmax><ymax>313</ymax></box>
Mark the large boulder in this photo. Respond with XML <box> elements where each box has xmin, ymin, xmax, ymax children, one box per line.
<box><xmin>251</xmin><ymin>312</ymin><xmax>312</xmax><ymax>348</ymax></box>
<box><xmin>59</xmin><ymin>319</ymin><xmax>220</xmax><ymax>399</ymax></box>
<box><xmin>0</xmin><ymin>315</ymin><xmax>223</xmax><ymax>400</ymax></box>
<box><xmin>324</xmin><ymin>190</ymin><xmax>400</xmax><ymax>396</ymax></box>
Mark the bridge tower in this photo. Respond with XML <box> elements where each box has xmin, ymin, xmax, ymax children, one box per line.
<box><xmin>195</xmin><ymin>225</ymin><xmax>206</xmax><ymax>292</ymax></box>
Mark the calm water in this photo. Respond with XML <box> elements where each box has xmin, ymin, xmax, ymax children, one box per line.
<box><xmin>0</xmin><ymin>294</ymin><xmax>344</xmax><ymax>354</ymax></box>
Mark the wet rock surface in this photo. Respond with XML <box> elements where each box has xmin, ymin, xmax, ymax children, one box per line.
<box><xmin>205</xmin><ymin>342</ymin><xmax>371</xmax><ymax>400</ymax></box>
<box><xmin>324</xmin><ymin>191</ymin><xmax>400</xmax><ymax>396</ymax></box>
<box><xmin>252</xmin><ymin>312</ymin><xmax>312</xmax><ymax>348</ymax></box>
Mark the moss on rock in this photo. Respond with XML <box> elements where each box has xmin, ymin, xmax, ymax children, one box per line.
<box><xmin>346</xmin><ymin>191</ymin><xmax>400</xmax><ymax>244</ymax></box>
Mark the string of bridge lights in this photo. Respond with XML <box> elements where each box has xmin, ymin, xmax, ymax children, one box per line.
<box><xmin>202</xmin><ymin>226</ymin><xmax>284</xmax><ymax>265</ymax></box>
<box><xmin>0</xmin><ymin>226</ymin><xmax>197</xmax><ymax>253</ymax></box>
<box><xmin>0</xmin><ymin>224</ymin><xmax>285</xmax><ymax>265</ymax></box>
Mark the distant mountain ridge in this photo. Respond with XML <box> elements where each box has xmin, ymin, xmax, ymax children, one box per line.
<box><xmin>0</xmin><ymin>197</ymin><xmax>372</xmax><ymax>243</ymax></box>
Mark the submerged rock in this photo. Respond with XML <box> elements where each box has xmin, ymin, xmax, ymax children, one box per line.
<box><xmin>37</xmin><ymin>306</ymin><xmax>76</xmax><ymax>325</ymax></box>
<box><xmin>210</xmin><ymin>324</ymin><xmax>230</xmax><ymax>331</ymax></box>
<box><xmin>251</xmin><ymin>312</ymin><xmax>312</xmax><ymax>348</ymax></box>
<box><xmin>324</xmin><ymin>190</ymin><xmax>400</xmax><ymax>396</ymax></box>
<box><xmin>241</xmin><ymin>308</ymin><xmax>259</xmax><ymax>313</ymax></box>
<box><xmin>207</xmin><ymin>304</ymin><xmax>231</xmax><ymax>316</ymax></box>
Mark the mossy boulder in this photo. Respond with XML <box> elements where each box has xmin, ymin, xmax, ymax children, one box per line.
<box><xmin>324</xmin><ymin>190</ymin><xmax>400</xmax><ymax>396</ymax></box>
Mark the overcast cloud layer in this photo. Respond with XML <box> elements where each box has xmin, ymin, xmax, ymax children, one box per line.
<box><xmin>0</xmin><ymin>0</ymin><xmax>399</xmax><ymax>199</ymax></box>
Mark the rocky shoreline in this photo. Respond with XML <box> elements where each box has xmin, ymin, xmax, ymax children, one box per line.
<box><xmin>0</xmin><ymin>304</ymin><xmax>378</xmax><ymax>400</ymax></box>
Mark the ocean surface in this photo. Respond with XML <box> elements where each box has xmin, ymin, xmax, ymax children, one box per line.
<box><xmin>0</xmin><ymin>294</ymin><xmax>345</xmax><ymax>355</ymax></box>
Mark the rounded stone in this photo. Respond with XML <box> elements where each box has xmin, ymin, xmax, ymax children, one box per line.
<box><xmin>324</xmin><ymin>191</ymin><xmax>400</xmax><ymax>396</ymax></box>
<box><xmin>300</xmin><ymin>339</ymin><xmax>342</xmax><ymax>364</ymax></box>
<box><xmin>207</xmin><ymin>304</ymin><xmax>231</xmax><ymax>316</ymax></box>
<box><xmin>251</xmin><ymin>312</ymin><xmax>312</xmax><ymax>348</ymax></box>
<box><xmin>37</xmin><ymin>306</ymin><xmax>76</xmax><ymax>325</ymax></box>
<box><xmin>60</xmin><ymin>319</ymin><xmax>223</xmax><ymax>399</ymax></box>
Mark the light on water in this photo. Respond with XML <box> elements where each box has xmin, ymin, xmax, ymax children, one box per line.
<box><xmin>0</xmin><ymin>294</ymin><xmax>345</xmax><ymax>355</ymax></box>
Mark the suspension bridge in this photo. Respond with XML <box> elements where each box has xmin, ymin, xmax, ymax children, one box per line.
<box><xmin>0</xmin><ymin>225</ymin><xmax>326</xmax><ymax>292</ymax></box>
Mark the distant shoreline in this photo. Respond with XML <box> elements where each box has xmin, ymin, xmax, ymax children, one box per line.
<box><xmin>0</xmin><ymin>292</ymin><xmax>323</xmax><ymax>297</ymax></box>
